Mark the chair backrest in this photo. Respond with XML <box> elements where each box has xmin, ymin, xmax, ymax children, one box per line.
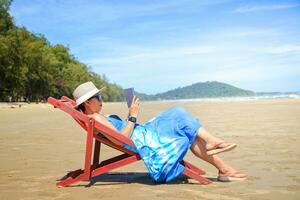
<box><xmin>47</xmin><ymin>96</ymin><xmax>135</xmax><ymax>148</ymax></box>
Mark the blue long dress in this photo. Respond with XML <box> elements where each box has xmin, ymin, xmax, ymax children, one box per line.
<box><xmin>105</xmin><ymin>107</ymin><xmax>201</xmax><ymax>183</ymax></box>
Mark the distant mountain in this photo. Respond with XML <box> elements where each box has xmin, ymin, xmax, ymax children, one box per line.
<box><xmin>136</xmin><ymin>81</ymin><xmax>255</xmax><ymax>100</ymax></box>
<box><xmin>134</xmin><ymin>91</ymin><xmax>157</xmax><ymax>101</ymax></box>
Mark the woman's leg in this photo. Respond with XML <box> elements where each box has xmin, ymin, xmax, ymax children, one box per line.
<box><xmin>190</xmin><ymin>137</ymin><xmax>231</xmax><ymax>173</ymax></box>
<box><xmin>197</xmin><ymin>127</ymin><xmax>235</xmax><ymax>151</ymax></box>
<box><xmin>190</xmin><ymin>137</ymin><xmax>247</xmax><ymax>178</ymax></box>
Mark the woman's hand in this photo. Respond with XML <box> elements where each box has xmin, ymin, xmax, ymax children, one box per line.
<box><xmin>128</xmin><ymin>96</ymin><xmax>140</xmax><ymax>118</ymax></box>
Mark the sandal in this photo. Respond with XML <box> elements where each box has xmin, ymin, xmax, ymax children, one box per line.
<box><xmin>206</xmin><ymin>143</ymin><xmax>237</xmax><ymax>156</ymax></box>
<box><xmin>218</xmin><ymin>171</ymin><xmax>247</xmax><ymax>182</ymax></box>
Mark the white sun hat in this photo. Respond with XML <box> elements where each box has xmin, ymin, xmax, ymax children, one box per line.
<box><xmin>72</xmin><ymin>81</ymin><xmax>104</xmax><ymax>107</ymax></box>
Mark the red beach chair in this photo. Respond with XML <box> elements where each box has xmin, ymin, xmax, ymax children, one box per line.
<box><xmin>47</xmin><ymin>96</ymin><xmax>212</xmax><ymax>187</ymax></box>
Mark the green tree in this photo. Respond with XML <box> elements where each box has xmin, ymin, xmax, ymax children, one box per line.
<box><xmin>0</xmin><ymin>0</ymin><xmax>14</xmax><ymax>34</ymax></box>
<box><xmin>0</xmin><ymin>0</ymin><xmax>125</xmax><ymax>102</ymax></box>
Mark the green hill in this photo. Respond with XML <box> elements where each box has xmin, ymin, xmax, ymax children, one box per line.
<box><xmin>137</xmin><ymin>81</ymin><xmax>255</xmax><ymax>100</ymax></box>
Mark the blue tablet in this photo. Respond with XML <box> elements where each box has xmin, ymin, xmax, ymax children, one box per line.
<box><xmin>124</xmin><ymin>88</ymin><xmax>134</xmax><ymax>108</ymax></box>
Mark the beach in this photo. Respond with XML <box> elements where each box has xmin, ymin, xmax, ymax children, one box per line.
<box><xmin>0</xmin><ymin>99</ymin><xmax>299</xmax><ymax>200</ymax></box>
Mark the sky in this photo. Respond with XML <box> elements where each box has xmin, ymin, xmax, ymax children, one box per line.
<box><xmin>10</xmin><ymin>0</ymin><xmax>300</xmax><ymax>94</ymax></box>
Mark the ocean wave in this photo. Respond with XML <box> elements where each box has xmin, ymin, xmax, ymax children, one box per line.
<box><xmin>146</xmin><ymin>94</ymin><xmax>300</xmax><ymax>103</ymax></box>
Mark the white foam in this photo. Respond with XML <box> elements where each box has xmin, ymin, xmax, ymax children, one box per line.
<box><xmin>143</xmin><ymin>94</ymin><xmax>300</xmax><ymax>103</ymax></box>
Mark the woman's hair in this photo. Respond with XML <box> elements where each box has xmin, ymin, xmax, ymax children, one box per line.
<box><xmin>76</xmin><ymin>95</ymin><xmax>99</xmax><ymax>113</ymax></box>
<box><xmin>77</xmin><ymin>103</ymin><xmax>86</xmax><ymax>113</ymax></box>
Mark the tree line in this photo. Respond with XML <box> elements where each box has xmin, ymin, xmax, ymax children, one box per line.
<box><xmin>0</xmin><ymin>0</ymin><xmax>124</xmax><ymax>102</ymax></box>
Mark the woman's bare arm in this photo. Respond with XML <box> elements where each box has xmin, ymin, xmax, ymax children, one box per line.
<box><xmin>90</xmin><ymin>96</ymin><xmax>140</xmax><ymax>146</ymax></box>
<box><xmin>91</xmin><ymin>114</ymin><xmax>135</xmax><ymax>146</ymax></box>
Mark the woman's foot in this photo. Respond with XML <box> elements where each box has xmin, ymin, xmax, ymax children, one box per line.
<box><xmin>218</xmin><ymin>170</ymin><xmax>247</xmax><ymax>182</ymax></box>
<box><xmin>206</xmin><ymin>139</ymin><xmax>237</xmax><ymax>156</ymax></box>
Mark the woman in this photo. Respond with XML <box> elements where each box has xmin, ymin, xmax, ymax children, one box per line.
<box><xmin>73</xmin><ymin>82</ymin><xmax>247</xmax><ymax>183</ymax></box>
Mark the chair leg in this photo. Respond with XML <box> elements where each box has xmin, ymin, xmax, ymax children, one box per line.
<box><xmin>56</xmin><ymin>169</ymin><xmax>86</xmax><ymax>187</ymax></box>
<box><xmin>182</xmin><ymin>160</ymin><xmax>206</xmax><ymax>175</ymax></box>
<box><xmin>56</xmin><ymin>154</ymin><xmax>140</xmax><ymax>187</ymax></box>
<box><xmin>92</xmin><ymin>154</ymin><xmax>140</xmax><ymax>177</ymax></box>
<box><xmin>58</xmin><ymin>169</ymin><xmax>84</xmax><ymax>181</ymax></box>
<box><xmin>183</xmin><ymin>167</ymin><xmax>212</xmax><ymax>185</ymax></box>
<box><xmin>82</xmin><ymin>119</ymin><xmax>95</xmax><ymax>180</ymax></box>
<box><xmin>93</xmin><ymin>140</ymin><xmax>101</xmax><ymax>166</ymax></box>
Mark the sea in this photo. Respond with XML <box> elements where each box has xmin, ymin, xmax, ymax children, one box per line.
<box><xmin>145</xmin><ymin>93</ymin><xmax>300</xmax><ymax>103</ymax></box>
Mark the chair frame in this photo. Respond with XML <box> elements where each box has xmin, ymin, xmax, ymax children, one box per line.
<box><xmin>48</xmin><ymin>96</ymin><xmax>212</xmax><ymax>187</ymax></box>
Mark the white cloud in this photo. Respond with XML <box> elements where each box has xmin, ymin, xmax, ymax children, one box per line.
<box><xmin>262</xmin><ymin>45</ymin><xmax>300</xmax><ymax>54</ymax></box>
<box><xmin>234</xmin><ymin>3</ymin><xmax>300</xmax><ymax>13</ymax></box>
<box><xmin>216</xmin><ymin>28</ymin><xmax>279</xmax><ymax>38</ymax></box>
<box><xmin>84</xmin><ymin>45</ymin><xmax>215</xmax><ymax>65</ymax></box>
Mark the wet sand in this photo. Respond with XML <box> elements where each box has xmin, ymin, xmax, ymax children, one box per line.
<box><xmin>0</xmin><ymin>99</ymin><xmax>300</xmax><ymax>200</ymax></box>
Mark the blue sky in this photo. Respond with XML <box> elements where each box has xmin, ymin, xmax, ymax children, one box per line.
<box><xmin>10</xmin><ymin>0</ymin><xmax>300</xmax><ymax>94</ymax></box>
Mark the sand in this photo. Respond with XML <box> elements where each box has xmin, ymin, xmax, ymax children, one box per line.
<box><xmin>0</xmin><ymin>99</ymin><xmax>300</xmax><ymax>200</ymax></box>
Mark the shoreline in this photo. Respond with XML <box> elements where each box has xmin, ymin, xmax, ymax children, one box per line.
<box><xmin>1</xmin><ymin>97</ymin><xmax>300</xmax><ymax>108</ymax></box>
